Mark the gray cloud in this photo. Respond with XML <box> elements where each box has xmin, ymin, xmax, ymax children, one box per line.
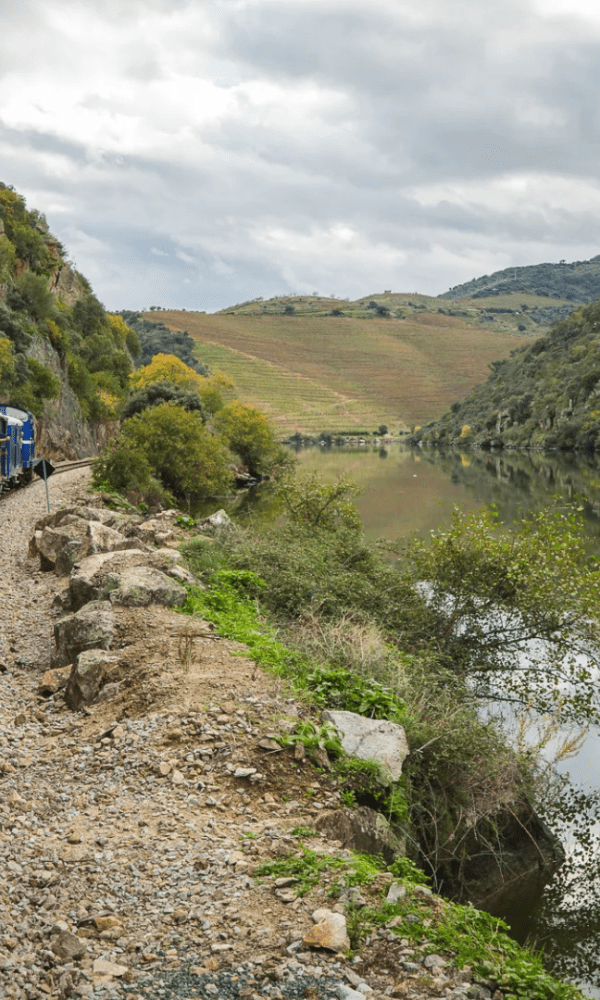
<box><xmin>2</xmin><ymin>0</ymin><xmax>600</xmax><ymax>308</ymax></box>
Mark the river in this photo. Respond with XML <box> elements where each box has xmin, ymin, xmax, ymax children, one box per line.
<box><xmin>291</xmin><ymin>444</ymin><xmax>600</xmax><ymax>998</ymax></box>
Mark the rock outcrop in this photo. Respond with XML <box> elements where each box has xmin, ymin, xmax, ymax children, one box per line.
<box><xmin>315</xmin><ymin>805</ymin><xmax>406</xmax><ymax>862</ymax></box>
<box><xmin>322</xmin><ymin>709</ymin><xmax>409</xmax><ymax>783</ymax></box>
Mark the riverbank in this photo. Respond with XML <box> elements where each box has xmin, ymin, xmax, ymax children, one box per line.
<box><xmin>0</xmin><ymin>471</ymin><xmax>584</xmax><ymax>1000</ymax></box>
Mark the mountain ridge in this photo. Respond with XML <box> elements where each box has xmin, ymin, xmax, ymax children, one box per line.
<box><xmin>439</xmin><ymin>255</ymin><xmax>600</xmax><ymax>303</ymax></box>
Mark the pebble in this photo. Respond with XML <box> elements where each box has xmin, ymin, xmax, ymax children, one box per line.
<box><xmin>0</xmin><ymin>471</ymin><xmax>475</xmax><ymax>1000</ymax></box>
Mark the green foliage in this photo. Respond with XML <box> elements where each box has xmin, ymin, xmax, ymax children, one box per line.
<box><xmin>214</xmin><ymin>400</ymin><xmax>279</xmax><ymax>476</ymax></box>
<box><xmin>304</xmin><ymin>663</ymin><xmax>408</xmax><ymax>723</ymax></box>
<box><xmin>416</xmin><ymin>298</ymin><xmax>600</xmax><ymax>451</ymax></box>
<box><xmin>387</xmin><ymin>855</ymin><xmax>429</xmax><ymax>884</ymax></box>
<box><xmin>278</xmin><ymin>719</ymin><xmax>343</xmax><ymax>759</ymax></box>
<box><xmin>8</xmin><ymin>271</ymin><xmax>56</xmax><ymax>322</ymax></box>
<box><xmin>93</xmin><ymin>403</ymin><xmax>234</xmax><ymax>503</ymax></box>
<box><xmin>118</xmin><ymin>311</ymin><xmax>207</xmax><ymax>373</ymax></box>
<box><xmin>2</xmin><ymin>352</ymin><xmax>61</xmax><ymax>417</ymax></box>
<box><xmin>440</xmin><ymin>255</ymin><xmax>600</xmax><ymax>304</ymax></box>
<box><xmin>0</xmin><ymin>185</ymin><xmax>141</xmax><ymax>421</ymax></box>
<box><xmin>274</xmin><ymin>472</ymin><xmax>363</xmax><ymax>531</ymax></box>
<box><xmin>120</xmin><ymin>380</ymin><xmax>205</xmax><ymax>422</ymax></box>
<box><xmin>181</xmin><ymin>568</ymin><xmax>306</xmax><ymax>675</ymax></box>
<box><xmin>0</xmin><ymin>236</ymin><xmax>16</xmax><ymax>281</ymax></box>
<box><xmin>290</xmin><ymin>825</ymin><xmax>318</xmax><ymax>838</ymax></box>
<box><xmin>405</xmin><ymin>502</ymin><xmax>600</xmax><ymax>723</ymax></box>
<box><xmin>256</xmin><ymin>848</ymin><xmax>347</xmax><ymax>896</ymax></box>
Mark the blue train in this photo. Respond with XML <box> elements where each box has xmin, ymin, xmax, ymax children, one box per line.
<box><xmin>0</xmin><ymin>405</ymin><xmax>35</xmax><ymax>492</ymax></box>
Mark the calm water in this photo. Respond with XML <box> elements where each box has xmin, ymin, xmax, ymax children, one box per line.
<box><xmin>292</xmin><ymin>444</ymin><xmax>600</xmax><ymax>997</ymax></box>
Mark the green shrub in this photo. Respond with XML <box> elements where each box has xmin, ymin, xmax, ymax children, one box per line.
<box><xmin>94</xmin><ymin>402</ymin><xmax>234</xmax><ymax>502</ymax></box>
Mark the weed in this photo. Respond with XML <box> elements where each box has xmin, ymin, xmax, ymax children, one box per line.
<box><xmin>279</xmin><ymin>720</ymin><xmax>343</xmax><ymax>760</ymax></box>
<box><xmin>340</xmin><ymin>789</ymin><xmax>357</xmax><ymax>808</ymax></box>
<box><xmin>256</xmin><ymin>848</ymin><xmax>346</xmax><ymax>896</ymax></box>
<box><xmin>387</xmin><ymin>856</ymin><xmax>429</xmax><ymax>885</ymax></box>
<box><xmin>177</xmin><ymin>627</ymin><xmax>194</xmax><ymax>673</ymax></box>
<box><xmin>176</xmin><ymin>513</ymin><xmax>197</xmax><ymax>529</ymax></box>
<box><xmin>291</xmin><ymin>825</ymin><xmax>318</xmax><ymax>838</ymax></box>
<box><xmin>345</xmin><ymin>853</ymin><xmax>386</xmax><ymax>887</ymax></box>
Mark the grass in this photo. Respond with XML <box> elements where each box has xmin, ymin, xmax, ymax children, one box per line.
<box><xmin>255</xmin><ymin>845</ymin><xmax>584</xmax><ymax>999</ymax></box>
<box><xmin>152</xmin><ymin>306</ymin><xmax>534</xmax><ymax>433</ymax></box>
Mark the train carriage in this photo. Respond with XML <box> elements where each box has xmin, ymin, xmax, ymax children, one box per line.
<box><xmin>0</xmin><ymin>405</ymin><xmax>35</xmax><ymax>492</ymax></box>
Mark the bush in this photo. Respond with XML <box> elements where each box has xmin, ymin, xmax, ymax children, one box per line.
<box><xmin>214</xmin><ymin>401</ymin><xmax>279</xmax><ymax>476</ymax></box>
<box><xmin>94</xmin><ymin>402</ymin><xmax>234</xmax><ymax>501</ymax></box>
<box><xmin>120</xmin><ymin>380</ymin><xmax>205</xmax><ymax>421</ymax></box>
<box><xmin>8</xmin><ymin>272</ymin><xmax>55</xmax><ymax>322</ymax></box>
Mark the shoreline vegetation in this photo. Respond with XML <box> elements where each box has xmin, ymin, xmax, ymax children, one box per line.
<box><xmin>96</xmin><ymin>462</ymin><xmax>599</xmax><ymax>998</ymax></box>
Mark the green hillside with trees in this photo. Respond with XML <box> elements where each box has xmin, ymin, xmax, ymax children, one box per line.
<box><xmin>440</xmin><ymin>255</ymin><xmax>600</xmax><ymax>304</ymax></box>
<box><xmin>413</xmin><ymin>300</ymin><xmax>600</xmax><ymax>452</ymax></box>
<box><xmin>0</xmin><ymin>182</ymin><xmax>140</xmax><ymax>420</ymax></box>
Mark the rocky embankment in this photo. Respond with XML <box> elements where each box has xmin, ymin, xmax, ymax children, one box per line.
<box><xmin>0</xmin><ymin>471</ymin><xmax>541</xmax><ymax>1000</ymax></box>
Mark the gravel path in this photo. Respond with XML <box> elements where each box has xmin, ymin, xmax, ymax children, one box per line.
<box><xmin>0</xmin><ymin>473</ymin><xmax>488</xmax><ymax>1000</ymax></box>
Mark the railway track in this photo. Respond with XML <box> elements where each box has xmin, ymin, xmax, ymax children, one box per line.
<box><xmin>1</xmin><ymin>457</ymin><xmax>94</xmax><ymax>497</ymax></box>
<box><xmin>52</xmin><ymin>458</ymin><xmax>95</xmax><ymax>475</ymax></box>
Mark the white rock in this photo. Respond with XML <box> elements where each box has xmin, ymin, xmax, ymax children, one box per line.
<box><xmin>322</xmin><ymin>709</ymin><xmax>409</xmax><ymax>781</ymax></box>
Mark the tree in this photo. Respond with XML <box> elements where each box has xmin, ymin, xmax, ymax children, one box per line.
<box><xmin>121</xmin><ymin>381</ymin><xmax>205</xmax><ymax>421</ymax></box>
<box><xmin>129</xmin><ymin>353</ymin><xmax>205</xmax><ymax>393</ymax></box>
<box><xmin>214</xmin><ymin>401</ymin><xmax>278</xmax><ymax>476</ymax></box>
<box><xmin>0</xmin><ymin>337</ymin><xmax>15</xmax><ymax>393</ymax></box>
<box><xmin>8</xmin><ymin>272</ymin><xmax>55</xmax><ymax>322</ymax></box>
<box><xmin>129</xmin><ymin>354</ymin><xmax>231</xmax><ymax>415</ymax></box>
<box><xmin>93</xmin><ymin>402</ymin><xmax>234</xmax><ymax>501</ymax></box>
<box><xmin>274</xmin><ymin>473</ymin><xmax>363</xmax><ymax>531</ymax></box>
<box><xmin>404</xmin><ymin>503</ymin><xmax>600</xmax><ymax>724</ymax></box>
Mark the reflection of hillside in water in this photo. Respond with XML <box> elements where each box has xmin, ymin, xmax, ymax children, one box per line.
<box><xmin>420</xmin><ymin>449</ymin><xmax>600</xmax><ymax>540</ymax></box>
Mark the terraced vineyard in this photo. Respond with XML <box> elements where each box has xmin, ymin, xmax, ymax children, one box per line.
<box><xmin>153</xmin><ymin>307</ymin><xmax>534</xmax><ymax>435</ymax></box>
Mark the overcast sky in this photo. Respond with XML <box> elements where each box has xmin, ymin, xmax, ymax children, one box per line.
<box><xmin>2</xmin><ymin>0</ymin><xmax>600</xmax><ymax>311</ymax></box>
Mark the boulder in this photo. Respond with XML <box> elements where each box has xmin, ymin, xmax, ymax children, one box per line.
<box><xmin>198</xmin><ymin>509</ymin><xmax>233</xmax><ymax>535</ymax></box>
<box><xmin>85</xmin><ymin>520</ymin><xmax>143</xmax><ymax>556</ymax></box>
<box><xmin>69</xmin><ymin>549</ymin><xmax>189</xmax><ymax>610</ymax></box>
<box><xmin>37</xmin><ymin>665</ymin><xmax>72</xmax><ymax>697</ymax></box>
<box><xmin>52</xmin><ymin>601</ymin><xmax>115</xmax><ymax>668</ymax></box>
<box><xmin>303</xmin><ymin>909</ymin><xmax>349</xmax><ymax>953</ymax></box>
<box><xmin>37</xmin><ymin>520</ymin><xmax>90</xmax><ymax>574</ymax></box>
<box><xmin>107</xmin><ymin>565</ymin><xmax>188</xmax><ymax>607</ymax></box>
<box><xmin>322</xmin><ymin>709</ymin><xmax>409</xmax><ymax>783</ymax></box>
<box><xmin>315</xmin><ymin>806</ymin><xmax>405</xmax><ymax>863</ymax></box>
<box><xmin>150</xmin><ymin>549</ymin><xmax>197</xmax><ymax>585</ymax></box>
<box><xmin>65</xmin><ymin>649</ymin><xmax>118</xmax><ymax>710</ymax></box>
<box><xmin>32</xmin><ymin>515</ymin><xmax>141</xmax><ymax>575</ymax></box>
<box><xmin>33</xmin><ymin>507</ymin><xmax>103</xmax><ymax>533</ymax></box>
<box><xmin>132</xmin><ymin>518</ymin><xmax>178</xmax><ymax>546</ymax></box>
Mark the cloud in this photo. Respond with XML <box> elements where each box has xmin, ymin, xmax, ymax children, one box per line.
<box><xmin>2</xmin><ymin>0</ymin><xmax>600</xmax><ymax>309</ymax></box>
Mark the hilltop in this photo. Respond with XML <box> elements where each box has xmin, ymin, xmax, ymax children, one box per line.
<box><xmin>151</xmin><ymin>305</ymin><xmax>531</xmax><ymax>434</ymax></box>
<box><xmin>152</xmin><ymin>273</ymin><xmax>598</xmax><ymax>435</ymax></box>
<box><xmin>439</xmin><ymin>254</ymin><xmax>600</xmax><ymax>303</ymax></box>
<box><xmin>412</xmin><ymin>299</ymin><xmax>600</xmax><ymax>452</ymax></box>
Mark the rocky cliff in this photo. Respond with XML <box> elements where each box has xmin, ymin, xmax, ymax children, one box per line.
<box><xmin>0</xmin><ymin>182</ymin><xmax>137</xmax><ymax>461</ymax></box>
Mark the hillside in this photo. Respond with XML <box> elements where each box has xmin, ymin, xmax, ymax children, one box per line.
<box><xmin>439</xmin><ymin>255</ymin><xmax>600</xmax><ymax>303</ymax></box>
<box><xmin>152</xmin><ymin>308</ymin><xmax>532</xmax><ymax>434</ymax></box>
<box><xmin>211</xmin><ymin>288</ymin><xmax>574</xmax><ymax>337</ymax></box>
<box><xmin>0</xmin><ymin>182</ymin><xmax>140</xmax><ymax>458</ymax></box>
<box><xmin>412</xmin><ymin>300</ymin><xmax>600</xmax><ymax>452</ymax></box>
